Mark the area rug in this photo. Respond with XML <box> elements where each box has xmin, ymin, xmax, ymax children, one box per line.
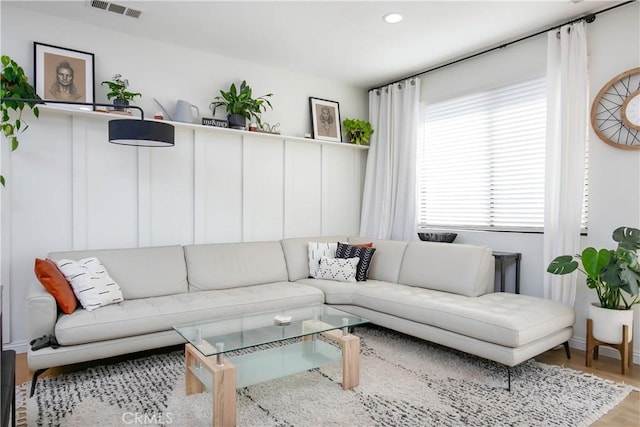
<box><xmin>17</xmin><ymin>325</ymin><xmax>633</xmax><ymax>426</ymax></box>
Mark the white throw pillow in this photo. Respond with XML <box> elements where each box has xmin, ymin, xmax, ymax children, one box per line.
<box><xmin>55</xmin><ymin>257</ymin><xmax>124</xmax><ymax>312</ymax></box>
<box><xmin>315</xmin><ymin>256</ymin><xmax>360</xmax><ymax>282</ymax></box>
<box><xmin>308</xmin><ymin>242</ymin><xmax>338</xmax><ymax>278</ymax></box>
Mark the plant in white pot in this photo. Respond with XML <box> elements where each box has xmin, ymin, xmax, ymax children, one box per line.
<box><xmin>547</xmin><ymin>226</ymin><xmax>640</xmax><ymax>345</ymax></box>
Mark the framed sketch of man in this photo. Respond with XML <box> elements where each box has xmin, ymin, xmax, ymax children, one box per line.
<box><xmin>309</xmin><ymin>97</ymin><xmax>342</xmax><ymax>142</ymax></box>
<box><xmin>34</xmin><ymin>42</ymin><xmax>95</xmax><ymax>108</ymax></box>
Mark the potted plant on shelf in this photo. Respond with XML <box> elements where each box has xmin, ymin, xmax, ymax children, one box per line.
<box><xmin>342</xmin><ymin>118</ymin><xmax>374</xmax><ymax>145</ymax></box>
<box><xmin>210</xmin><ymin>80</ymin><xmax>273</xmax><ymax>130</ymax></box>
<box><xmin>547</xmin><ymin>226</ymin><xmax>640</xmax><ymax>344</ymax></box>
<box><xmin>1</xmin><ymin>55</ymin><xmax>41</xmax><ymax>186</ymax></box>
<box><xmin>101</xmin><ymin>74</ymin><xmax>141</xmax><ymax>112</ymax></box>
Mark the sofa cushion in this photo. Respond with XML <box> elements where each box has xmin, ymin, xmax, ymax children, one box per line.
<box><xmin>296</xmin><ymin>278</ymin><xmax>360</xmax><ymax>305</ymax></box>
<box><xmin>55</xmin><ymin>257</ymin><xmax>124</xmax><ymax>312</ymax></box>
<box><xmin>347</xmin><ymin>237</ymin><xmax>407</xmax><ymax>283</ymax></box>
<box><xmin>34</xmin><ymin>258</ymin><xmax>78</xmax><ymax>314</ymax></box>
<box><xmin>48</xmin><ymin>245</ymin><xmax>188</xmax><ymax>300</ymax></box>
<box><xmin>347</xmin><ymin>281</ymin><xmax>575</xmax><ymax>348</ymax></box>
<box><xmin>398</xmin><ymin>242</ymin><xmax>494</xmax><ymax>297</ymax></box>
<box><xmin>280</xmin><ymin>236</ymin><xmax>348</xmax><ymax>281</ymax></box>
<box><xmin>336</xmin><ymin>242</ymin><xmax>376</xmax><ymax>281</ymax></box>
<box><xmin>184</xmin><ymin>241</ymin><xmax>289</xmax><ymax>291</ymax></box>
<box><xmin>316</xmin><ymin>256</ymin><xmax>359</xmax><ymax>282</ymax></box>
<box><xmin>54</xmin><ymin>282</ymin><xmax>325</xmax><ymax>346</ymax></box>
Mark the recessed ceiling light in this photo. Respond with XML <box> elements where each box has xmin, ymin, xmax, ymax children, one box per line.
<box><xmin>383</xmin><ymin>13</ymin><xmax>403</xmax><ymax>24</ymax></box>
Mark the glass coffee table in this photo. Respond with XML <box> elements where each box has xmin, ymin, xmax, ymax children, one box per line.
<box><xmin>173</xmin><ymin>304</ymin><xmax>369</xmax><ymax>427</ymax></box>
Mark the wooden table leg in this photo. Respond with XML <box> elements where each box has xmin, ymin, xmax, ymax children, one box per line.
<box><xmin>321</xmin><ymin>329</ymin><xmax>361</xmax><ymax>390</ymax></box>
<box><xmin>340</xmin><ymin>334</ymin><xmax>360</xmax><ymax>390</ymax></box>
<box><xmin>184</xmin><ymin>344</ymin><xmax>237</xmax><ymax>427</ymax></box>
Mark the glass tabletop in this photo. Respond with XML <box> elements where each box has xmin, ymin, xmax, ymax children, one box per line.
<box><xmin>173</xmin><ymin>304</ymin><xmax>369</xmax><ymax>357</ymax></box>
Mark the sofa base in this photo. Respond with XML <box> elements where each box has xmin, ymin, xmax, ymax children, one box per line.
<box><xmin>27</xmin><ymin>329</ymin><xmax>185</xmax><ymax>372</ymax></box>
<box><xmin>331</xmin><ymin>304</ymin><xmax>574</xmax><ymax>367</ymax></box>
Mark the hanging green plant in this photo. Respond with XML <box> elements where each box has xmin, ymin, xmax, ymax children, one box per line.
<box><xmin>1</xmin><ymin>55</ymin><xmax>41</xmax><ymax>186</ymax></box>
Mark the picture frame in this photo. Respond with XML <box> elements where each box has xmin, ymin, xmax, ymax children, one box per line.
<box><xmin>309</xmin><ymin>97</ymin><xmax>342</xmax><ymax>142</ymax></box>
<box><xmin>34</xmin><ymin>42</ymin><xmax>95</xmax><ymax>109</ymax></box>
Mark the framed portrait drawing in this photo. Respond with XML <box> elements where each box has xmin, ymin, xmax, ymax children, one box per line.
<box><xmin>309</xmin><ymin>97</ymin><xmax>342</xmax><ymax>142</ymax></box>
<box><xmin>34</xmin><ymin>42</ymin><xmax>95</xmax><ymax>108</ymax></box>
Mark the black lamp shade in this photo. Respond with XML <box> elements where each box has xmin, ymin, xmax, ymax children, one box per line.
<box><xmin>108</xmin><ymin>119</ymin><xmax>175</xmax><ymax>147</ymax></box>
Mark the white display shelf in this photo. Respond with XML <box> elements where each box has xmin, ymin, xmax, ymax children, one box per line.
<box><xmin>38</xmin><ymin>104</ymin><xmax>369</xmax><ymax>150</ymax></box>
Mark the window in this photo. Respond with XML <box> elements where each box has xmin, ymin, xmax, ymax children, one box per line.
<box><xmin>417</xmin><ymin>78</ymin><xmax>588</xmax><ymax>232</ymax></box>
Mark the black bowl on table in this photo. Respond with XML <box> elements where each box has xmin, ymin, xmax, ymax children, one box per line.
<box><xmin>417</xmin><ymin>232</ymin><xmax>457</xmax><ymax>243</ymax></box>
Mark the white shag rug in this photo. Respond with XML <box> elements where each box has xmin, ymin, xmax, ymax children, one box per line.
<box><xmin>17</xmin><ymin>325</ymin><xmax>633</xmax><ymax>426</ymax></box>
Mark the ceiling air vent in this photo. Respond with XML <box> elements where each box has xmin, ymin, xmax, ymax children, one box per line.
<box><xmin>90</xmin><ymin>0</ymin><xmax>108</xmax><ymax>10</ymax></box>
<box><xmin>89</xmin><ymin>1</ymin><xmax>142</xmax><ymax>19</ymax></box>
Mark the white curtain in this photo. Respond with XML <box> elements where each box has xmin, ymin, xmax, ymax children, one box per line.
<box><xmin>543</xmin><ymin>22</ymin><xmax>588</xmax><ymax>306</ymax></box>
<box><xmin>360</xmin><ymin>78</ymin><xmax>421</xmax><ymax>241</ymax></box>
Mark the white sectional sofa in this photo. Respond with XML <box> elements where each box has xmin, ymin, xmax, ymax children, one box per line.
<box><xmin>25</xmin><ymin>236</ymin><xmax>575</xmax><ymax>394</ymax></box>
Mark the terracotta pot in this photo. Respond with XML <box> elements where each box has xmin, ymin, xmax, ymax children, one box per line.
<box><xmin>588</xmin><ymin>302</ymin><xmax>634</xmax><ymax>344</ymax></box>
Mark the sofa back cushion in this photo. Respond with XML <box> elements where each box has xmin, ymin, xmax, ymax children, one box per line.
<box><xmin>48</xmin><ymin>245</ymin><xmax>188</xmax><ymax>300</ymax></box>
<box><xmin>280</xmin><ymin>236</ymin><xmax>348</xmax><ymax>281</ymax></box>
<box><xmin>348</xmin><ymin>237</ymin><xmax>408</xmax><ymax>283</ymax></box>
<box><xmin>185</xmin><ymin>241</ymin><xmax>289</xmax><ymax>291</ymax></box>
<box><xmin>398</xmin><ymin>242</ymin><xmax>494</xmax><ymax>297</ymax></box>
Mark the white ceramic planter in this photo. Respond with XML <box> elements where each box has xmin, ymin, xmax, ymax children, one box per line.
<box><xmin>588</xmin><ymin>303</ymin><xmax>634</xmax><ymax>344</ymax></box>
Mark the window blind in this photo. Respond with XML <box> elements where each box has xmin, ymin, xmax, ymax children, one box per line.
<box><xmin>417</xmin><ymin>78</ymin><xmax>588</xmax><ymax>232</ymax></box>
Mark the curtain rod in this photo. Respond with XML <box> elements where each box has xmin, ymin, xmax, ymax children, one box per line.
<box><xmin>369</xmin><ymin>0</ymin><xmax>636</xmax><ymax>91</ymax></box>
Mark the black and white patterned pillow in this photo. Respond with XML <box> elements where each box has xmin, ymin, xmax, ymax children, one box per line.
<box><xmin>316</xmin><ymin>256</ymin><xmax>360</xmax><ymax>282</ymax></box>
<box><xmin>55</xmin><ymin>257</ymin><xmax>124</xmax><ymax>311</ymax></box>
<box><xmin>308</xmin><ymin>242</ymin><xmax>338</xmax><ymax>278</ymax></box>
<box><xmin>335</xmin><ymin>242</ymin><xmax>376</xmax><ymax>281</ymax></box>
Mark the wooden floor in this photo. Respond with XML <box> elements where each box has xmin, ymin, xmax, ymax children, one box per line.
<box><xmin>14</xmin><ymin>346</ymin><xmax>640</xmax><ymax>426</ymax></box>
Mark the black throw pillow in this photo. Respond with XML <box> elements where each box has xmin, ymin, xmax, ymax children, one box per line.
<box><xmin>335</xmin><ymin>242</ymin><xmax>376</xmax><ymax>281</ymax></box>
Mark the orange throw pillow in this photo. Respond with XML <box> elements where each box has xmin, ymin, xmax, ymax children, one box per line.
<box><xmin>352</xmin><ymin>242</ymin><xmax>373</xmax><ymax>248</ymax></box>
<box><xmin>34</xmin><ymin>258</ymin><xmax>78</xmax><ymax>314</ymax></box>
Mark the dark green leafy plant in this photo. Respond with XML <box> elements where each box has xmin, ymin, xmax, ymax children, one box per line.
<box><xmin>547</xmin><ymin>226</ymin><xmax>640</xmax><ymax>309</ymax></box>
<box><xmin>210</xmin><ymin>80</ymin><xmax>273</xmax><ymax>126</ymax></box>
<box><xmin>342</xmin><ymin>118</ymin><xmax>374</xmax><ymax>145</ymax></box>
<box><xmin>1</xmin><ymin>55</ymin><xmax>40</xmax><ymax>186</ymax></box>
<box><xmin>101</xmin><ymin>74</ymin><xmax>141</xmax><ymax>101</ymax></box>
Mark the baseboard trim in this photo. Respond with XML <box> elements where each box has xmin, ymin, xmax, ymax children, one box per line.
<box><xmin>5</xmin><ymin>340</ymin><xmax>28</xmax><ymax>354</ymax></box>
<box><xmin>570</xmin><ymin>336</ymin><xmax>639</xmax><ymax>365</ymax></box>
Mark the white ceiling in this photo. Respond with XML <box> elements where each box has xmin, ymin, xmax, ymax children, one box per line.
<box><xmin>10</xmin><ymin>0</ymin><xmax>629</xmax><ymax>89</ymax></box>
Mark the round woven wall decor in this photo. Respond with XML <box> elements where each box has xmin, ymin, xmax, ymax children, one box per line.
<box><xmin>591</xmin><ymin>67</ymin><xmax>640</xmax><ymax>150</ymax></box>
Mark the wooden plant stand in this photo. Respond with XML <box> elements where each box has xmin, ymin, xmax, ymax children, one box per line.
<box><xmin>586</xmin><ymin>318</ymin><xmax>633</xmax><ymax>375</ymax></box>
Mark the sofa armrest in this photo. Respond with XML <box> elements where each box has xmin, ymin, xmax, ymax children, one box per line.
<box><xmin>25</xmin><ymin>282</ymin><xmax>58</xmax><ymax>340</ymax></box>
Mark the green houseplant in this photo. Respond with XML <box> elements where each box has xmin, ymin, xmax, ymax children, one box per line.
<box><xmin>101</xmin><ymin>74</ymin><xmax>141</xmax><ymax>111</ymax></box>
<box><xmin>342</xmin><ymin>118</ymin><xmax>374</xmax><ymax>145</ymax></box>
<box><xmin>1</xmin><ymin>55</ymin><xmax>40</xmax><ymax>186</ymax></box>
<box><xmin>547</xmin><ymin>226</ymin><xmax>640</xmax><ymax>310</ymax></box>
<box><xmin>210</xmin><ymin>80</ymin><xmax>273</xmax><ymax>130</ymax></box>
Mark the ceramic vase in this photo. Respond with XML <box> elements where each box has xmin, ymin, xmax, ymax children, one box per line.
<box><xmin>588</xmin><ymin>302</ymin><xmax>634</xmax><ymax>344</ymax></box>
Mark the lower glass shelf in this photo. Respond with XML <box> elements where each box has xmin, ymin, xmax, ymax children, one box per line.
<box><xmin>188</xmin><ymin>340</ymin><xmax>342</xmax><ymax>390</ymax></box>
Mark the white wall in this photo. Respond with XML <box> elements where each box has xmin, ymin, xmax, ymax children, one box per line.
<box><xmin>0</xmin><ymin>4</ymin><xmax>367</xmax><ymax>138</ymax></box>
<box><xmin>420</xmin><ymin>3</ymin><xmax>640</xmax><ymax>362</ymax></box>
<box><xmin>1</xmin><ymin>4</ymin><xmax>368</xmax><ymax>349</ymax></box>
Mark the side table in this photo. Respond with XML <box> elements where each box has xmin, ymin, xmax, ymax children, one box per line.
<box><xmin>1</xmin><ymin>349</ymin><xmax>16</xmax><ymax>427</ymax></box>
<box><xmin>493</xmin><ymin>251</ymin><xmax>521</xmax><ymax>294</ymax></box>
